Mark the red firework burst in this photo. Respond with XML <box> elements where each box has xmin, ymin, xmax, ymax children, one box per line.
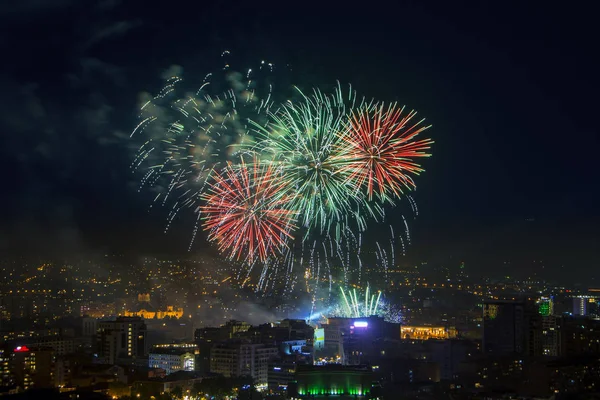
<box><xmin>200</xmin><ymin>158</ymin><xmax>296</xmax><ymax>262</ymax></box>
<box><xmin>337</xmin><ymin>103</ymin><xmax>433</xmax><ymax>201</ymax></box>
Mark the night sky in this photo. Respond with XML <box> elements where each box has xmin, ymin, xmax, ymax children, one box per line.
<box><xmin>1</xmin><ymin>1</ymin><xmax>598</xmax><ymax>281</ymax></box>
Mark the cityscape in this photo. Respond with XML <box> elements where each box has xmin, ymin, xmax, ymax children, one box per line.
<box><xmin>1</xmin><ymin>257</ymin><xmax>600</xmax><ymax>399</ymax></box>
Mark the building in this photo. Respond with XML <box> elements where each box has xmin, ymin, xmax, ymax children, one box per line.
<box><xmin>401</xmin><ymin>326</ymin><xmax>457</xmax><ymax>340</ymax></box>
<box><xmin>124</xmin><ymin>305</ymin><xmax>184</xmax><ymax>320</ymax></box>
<box><xmin>428</xmin><ymin>339</ymin><xmax>469</xmax><ymax>381</ymax></box>
<box><xmin>314</xmin><ymin>328</ymin><xmax>325</xmax><ymax>352</ymax></box>
<box><xmin>11</xmin><ymin>346</ymin><xmax>55</xmax><ymax>390</ymax></box>
<box><xmin>482</xmin><ymin>300</ymin><xmax>527</xmax><ymax>355</ymax></box>
<box><xmin>268</xmin><ymin>360</ymin><xmax>297</xmax><ymax>393</ymax></box>
<box><xmin>97</xmin><ymin>317</ymin><xmax>147</xmax><ymax>364</ymax></box>
<box><xmin>280</xmin><ymin>340</ymin><xmax>309</xmax><ymax>355</ymax></box>
<box><xmin>123</xmin><ymin>293</ymin><xmax>184</xmax><ymax>320</ymax></box>
<box><xmin>19</xmin><ymin>337</ymin><xmax>75</xmax><ymax>356</ymax></box>
<box><xmin>573</xmin><ymin>296</ymin><xmax>588</xmax><ymax>316</ymax></box>
<box><xmin>572</xmin><ymin>295</ymin><xmax>600</xmax><ymax>317</ymax></box>
<box><xmin>560</xmin><ymin>316</ymin><xmax>600</xmax><ymax>357</ymax></box>
<box><xmin>537</xmin><ymin>296</ymin><xmax>554</xmax><ymax>316</ymax></box>
<box><xmin>323</xmin><ymin>317</ymin><xmax>400</xmax><ymax>365</ymax></box>
<box><xmin>540</xmin><ymin>315</ymin><xmax>561</xmax><ymax>356</ymax></box>
<box><xmin>82</xmin><ymin>317</ymin><xmax>97</xmax><ymax>337</ymax></box>
<box><xmin>294</xmin><ymin>365</ymin><xmax>374</xmax><ymax>398</ymax></box>
<box><xmin>319</xmin><ymin>318</ymin><xmax>360</xmax><ymax>361</ymax></box>
<box><xmin>222</xmin><ymin>320</ymin><xmax>252</xmax><ymax>339</ymax></box>
<box><xmin>149</xmin><ymin>346</ymin><xmax>196</xmax><ymax>375</ymax></box>
<box><xmin>0</xmin><ymin>349</ymin><xmax>13</xmax><ymax>388</ymax></box>
<box><xmin>210</xmin><ymin>341</ymin><xmax>278</xmax><ymax>391</ymax></box>
<box><xmin>132</xmin><ymin>371</ymin><xmax>203</xmax><ymax>398</ymax></box>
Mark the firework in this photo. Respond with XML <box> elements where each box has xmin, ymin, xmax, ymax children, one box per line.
<box><xmin>129</xmin><ymin>53</ymin><xmax>434</xmax><ymax>289</ymax></box>
<box><xmin>336</xmin><ymin>103</ymin><xmax>433</xmax><ymax>202</ymax></box>
<box><xmin>249</xmin><ymin>85</ymin><xmax>381</xmax><ymax>237</ymax></box>
<box><xmin>130</xmin><ymin>55</ymin><xmax>277</xmax><ymax>249</ymax></box>
<box><xmin>338</xmin><ymin>285</ymin><xmax>382</xmax><ymax>318</ymax></box>
<box><xmin>200</xmin><ymin>157</ymin><xmax>297</xmax><ymax>263</ymax></box>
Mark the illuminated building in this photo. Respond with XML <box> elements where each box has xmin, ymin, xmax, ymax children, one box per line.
<box><xmin>540</xmin><ymin>316</ymin><xmax>561</xmax><ymax>356</ymax></box>
<box><xmin>560</xmin><ymin>317</ymin><xmax>600</xmax><ymax>356</ymax></box>
<box><xmin>319</xmin><ymin>317</ymin><xmax>400</xmax><ymax>365</ymax></box>
<box><xmin>97</xmin><ymin>317</ymin><xmax>147</xmax><ymax>364</ymax></box>
<box><xmin>573</xmin><ymin>296</ymin><xmax>588</xmax><ymax>316</ymax></box>
<box><xmin>11</xmin><ymin>346</ymin><xmax>55</xmax><ymax>390</ymax></box>
<box><xmin>149</xmin><ymin>347</ymin><xmax>196</xmax><ymax>375</ymax></box>
<box><xmin>122</xmin><ymin>293</ymin><xmax>184</xmax><ymax>320</ymax></box>
<box><xmin>537</xmin><ymin>296</ymin><xmax>554</xmax><ymax>316</ymax></box>
<box><xmin>18</xmin><ymin>337</ymin><xmax>75</xmax><ymax>356</ymax></box>
<box><xmin>268</xmin><ymin>361</ymin><xmax>296</xmax><ymax>393</ymax></box>
<box><xmin>210</xmin><ymin>341</ymin><xmax>278</xmax><ymax>391</ymax></box>
<box><xmin>322</xmin><ymin>317</ymin><xmax>400</xmax><ymax>366</ymax></box>
<box><xmin>572</xmin><ymin>295</ymin><xmax>599</xmax><ymax>317</ymax></box>
<box><xmin>138</xmin><ymin>293</ymin><xmax>150</xmax><ymax>303</ymax></box>
<box><xmin>314</xmin><ymin>328</ymin><xmax>325</xmax><ymax>351</ymax></box>
<box><xmin>0</xmin><ymin>349</ymin><xmax>13</xmax><ymax>387</ymax></box>
<box><xmin>280</xmin><ymin>339</ymin><xmax>309</xmax><ymax>355</ymax></box>
<box><xmin>294</xmin><ymin>364</ymin><xmax>374</xmax><ymax>398</ymax></box>
<box><xmin>321</xmin><ymin>318</ymin><xmax>355</xmax><ymax>359</ymax></box>
<box><xmin>123</xmin><ymin>305</ymin><xmax>184</xmax><ymax>320</ymax></box>
<box><xmin>222</xmin><ymin>320</ymin><xmax>251</xmax><ymax>338</ymax></box>
<box><xmin>483</xmin><ymin>300</ymin><xmax>526</xmax><ymax>355</ymax></box>
<box><xmin>401</xmin><ymin>326</ymin><xmax>457</xmax><ymax>340</ymax></box>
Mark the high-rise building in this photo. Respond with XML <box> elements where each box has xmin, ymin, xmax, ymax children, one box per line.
<box><xmin>483</xmin><ymin>300</ymin><xmax>527</xmax><ymax>355</ymax></box>
<box><xmin>560</xmin><ymin>317</ymin><xmax>600</xmax><ymax>357</ymax></box>
<box><xmin>0</xmin><ymin>349</ymin><xmax>13</xmax><ymax>387</ymax></box>
<box><xmin>11</xmin><ymin>346</ymin><xmax>55</xmax><ymax>390</ymax></box>
<box><xmin>210</xmin><ymin>341</ymin><xmax>278</xmax><ymax>391</ymax></box>
<box><xmin>573</xmin><ymin>296</ymin><xmax>588</xmax><ymax>316</ymax></box>
<box><xmin>97</xmin><ymin>317</ymin><xmax>147</xmax><ymax>364</ymax></box>
<box><xmin>572</xmin><ymin>295</ymin><xmax>600</xmax><ymax>317</ymax></box>
<box><xmin>537</xmin><ymin>297</ymin><xmax>554</xmax><ymax>316</ymax></box>
<box><xmin>540</xmin><ymin>316</ymin><xmax>561</xmax><ymax>356</ymax></box>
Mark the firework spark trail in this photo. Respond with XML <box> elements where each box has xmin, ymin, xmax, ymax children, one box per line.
<box><xmin>390</xmin><ymin>224</ymin><xmax>396</xmax><ymax>268</ymax></box>
<box><xmin>131</xmin><ymin>55</ymin><xmax>277</xmax><ymax>244</ymax></box>
<box><xmin>326</xmin><ymin>285</ymin><xmax>402</xmax><ymax>321</ymax></box>
<box><xmin>335</xmin><ymin>285</ymin><xmax>383</xmax><ymax>318</ymax></box>
<box><xmin>335</xmin><ymin>102</ymin><xmax>433</xmax><ymax>203</ymax></box>
<box><xmin>248</xmin><ymin>84</ymin><xmax>377</xmax><ymax>239</ymax></box>
<box><xmin>131</xmin><ymin>57</ymin><xmax>433</xmax><ymax>288</ymax></box>
<box><xmin>402</xmin><ymin>215</ymin><xmax>411</xmax><ymax>245</ymax></box>
<box><xmin>200</xmin><ymin>158</ymin><xmax>297</xmax><ymax>263</ymax></box>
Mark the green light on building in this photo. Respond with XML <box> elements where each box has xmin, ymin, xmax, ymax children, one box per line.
<box><xmin>537</xmin><ymin>297</ymin><xmax>553</xmax><ymax>316</ymax></box>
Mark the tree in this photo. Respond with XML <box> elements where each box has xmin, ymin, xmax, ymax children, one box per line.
<box><xmin>193</xmin><ymin>376</ymin><xmax>235</xmax><ymax>399</ymax></box>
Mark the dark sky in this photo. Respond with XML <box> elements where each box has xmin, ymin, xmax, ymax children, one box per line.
<box><xmin>0</xmin><ymin>0</ymin><xmax>598</xmax><ymax>281</ymax></box>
